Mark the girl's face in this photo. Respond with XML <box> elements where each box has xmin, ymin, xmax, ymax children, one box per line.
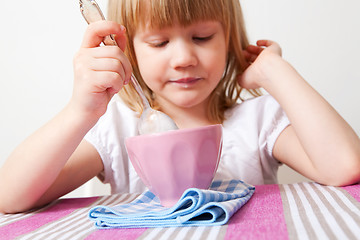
<box><xmin>133</xmin><ymin>20</ymin><xmax>227</xmax><ymax>112</ymax></box>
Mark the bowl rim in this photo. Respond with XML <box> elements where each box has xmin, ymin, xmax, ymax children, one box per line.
<box><xmin>125</xmin><ymin>124</ymin><xmax>222</xmax><ymax>142</ymax></box>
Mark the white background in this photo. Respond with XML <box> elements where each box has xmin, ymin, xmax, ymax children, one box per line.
<box><xmin>0</xmin><ymin>0</ymin><xmax>359</xmax><ymax>196</ymax></box>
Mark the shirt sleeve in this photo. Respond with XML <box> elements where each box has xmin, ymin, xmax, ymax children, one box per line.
<box><xmin>262</xmin><ymin>97</ymin><xmax>291</xmax><ymax>158</ymax></box>
<box><xmin>258</xmin><ymin>95</ymin><xmax>290</xmax><ymax>183</ymax></box>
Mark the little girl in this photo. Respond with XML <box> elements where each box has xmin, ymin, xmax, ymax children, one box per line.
<box><xmin>1</xmin><ymin>0</ymin><xmax>359</xmax><ymax>214</ymax></box>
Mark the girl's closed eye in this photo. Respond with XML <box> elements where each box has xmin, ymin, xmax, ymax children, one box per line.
<box><xmin>147</xmin><ymin>34</ymin><xmax>215</xmax><ymax>48</ymax></box>
<box><xmin>193</xmin><ymin>34</ymin><xmax>214</xmax><ymax>43</ymax></box>
<box><xmin>148</xmin><ymin>40</ymin><xmax>169</xmax><ymax>48</ymax></box>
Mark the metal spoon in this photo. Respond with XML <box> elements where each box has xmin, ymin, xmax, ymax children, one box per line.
<box><xmin>79</xmin><ymin>0</ymin><xmax>178</xmax><ymax>134</ymax></box>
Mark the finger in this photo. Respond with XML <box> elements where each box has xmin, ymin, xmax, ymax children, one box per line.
<box><xmin>243</xmin><ymin>45</ymin><xmax>263</xmax><ymax>63</ymax></box>
<box><xmin>81</xmin><ymin>21</ymin><xmax>125</xmax><ymax>48</ymax></box>
<box><xmin>89</xmin><ymin>46</ymin><xmax>126</xmax><ymax>61</ymax></box>
<box><xmin>243</xmin><ymin>51</ymin><xmax>255</xmax><ymax>63</ymax></box>
<box><xmin>243</xmin><ymin>50</ymin><xmax>252</xmax><ymax>60</ymax></box>
<box><xmin>256</xmin><ymin>40</ymin><xmax>282</xmax><ymax>55</ymax></box>
<box><xmin>88</xmin><ymin>56</ymin><xmax>131</xmax><ymax>86</ymax></box>
<box><xmin>114</xmin><ymin>29</ymin><xmax>127</xmax><ymax>52</ymax></box>
<box><xmin>92</xmin><ymin>71</ymin><xmax>124</xmax><ymax>93</ymax></box>
<box><xmin>248</xmin><ymin>53</ymin><xmax>258</xmax><ymax>63</ymax></box>
<box><xmin>90</xmin><ymin>58</ymin><xmax>126</xmax><ymax>79</ymax></box>
<box><xmin>88</xmin><ymin>46</ymin><xmax>133</xmax><ymax>82</ymax></box>
<box><xmin>256</xmin><ymin>40</ymin><xmax>274</xmax><ymax>47</ymax></box>
<box><xmin>246</xmin><ymin>44</ymin><xmax>265</xmax><ymax>55</ymax></box>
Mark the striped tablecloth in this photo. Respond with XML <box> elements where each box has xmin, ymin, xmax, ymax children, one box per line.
<box><xmin>1</xmin><ymin>182</ymin><xmax>359</xmax><ymax>240</ymax></box>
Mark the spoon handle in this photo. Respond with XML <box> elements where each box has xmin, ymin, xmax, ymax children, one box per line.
<box><xmin>79</xmin><ymin>0</ymin><xmax>150</xmax><ymax>109</ymax></box>
<box><xmin>129</xmin><ymin>76</ymin><xmax>151</xmax><ymax>109</ymax></box>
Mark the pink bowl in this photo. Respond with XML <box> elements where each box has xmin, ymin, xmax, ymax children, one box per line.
<box><xmin>125</xmin><ymin>124</ymin><xmax>223</xmax><ymax>207</ymax></box>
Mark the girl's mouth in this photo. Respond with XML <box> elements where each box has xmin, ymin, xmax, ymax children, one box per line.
<box><xmin>168</xmin><ymin>77</ymin><xmax>203</xmax><ymax>88</ymax></box>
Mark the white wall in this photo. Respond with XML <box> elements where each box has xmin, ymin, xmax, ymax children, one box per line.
<box><xmin>0</xmin><ymin>0</ymin><xmax>110</xmax><ymax>197</ymax></box>
<box><xmin>1</xmin><ymin>0</ymin><xmax>359</xmax><ymax>196</ymax></box>
<box><xmin>241</xmin><ymin>0</ymin><xmax>360</xmax><ymax>183</ymax></box>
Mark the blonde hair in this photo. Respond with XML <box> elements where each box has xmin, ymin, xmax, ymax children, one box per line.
<box><xmin>108</xmin><ymin>0</ymin><xmax>261</xmax><ymax>123</ymax></box>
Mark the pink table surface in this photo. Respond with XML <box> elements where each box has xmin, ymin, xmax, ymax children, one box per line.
<box><xmin>1</xmin><ymin>182</ymin><xmax>359</xmax><ymax>240</ymax></box>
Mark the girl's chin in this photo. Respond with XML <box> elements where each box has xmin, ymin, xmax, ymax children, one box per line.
<box><xmin>167</xmin><ymin>98</ymin><xmax>208</xmax><ymax>109</ymax></box>
<box><xmin>156</xmin><ymin>91</ymin><xmax>210</xmax><ymax>109</ymax></box>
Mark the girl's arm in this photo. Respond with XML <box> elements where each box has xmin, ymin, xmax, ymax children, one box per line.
<box><xmin>0</xmin><ymin>108</ymin><xmax>102</xmax><ymax>213</ymax></box>
<box><xmin>0</xmin><ymin>21</ymin><xmax>131</xmax><ymax>213</ymax></box>
<box><xmin>240</xmin><ymin>40</ymin><xmax>360</xmax><ymax>186</ymax></box>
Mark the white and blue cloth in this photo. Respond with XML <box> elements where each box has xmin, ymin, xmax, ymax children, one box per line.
<box><xmin>88</xmin><ymin>179</ymin><xmax>255</xmax><ymax>228</ymax></box>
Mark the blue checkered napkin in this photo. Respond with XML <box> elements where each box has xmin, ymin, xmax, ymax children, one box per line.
<box><xmin>88</xmin><ymin>179</ymin><xmax>255</xmax><ymax>228</ymax></box>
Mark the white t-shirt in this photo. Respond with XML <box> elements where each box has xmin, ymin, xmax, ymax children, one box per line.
<box><xmin>84</xmin><ymin>94</ymin><xmax>290</xmax><ymax>194</ymax></box>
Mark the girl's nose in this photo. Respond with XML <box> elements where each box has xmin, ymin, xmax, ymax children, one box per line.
<box><xmin>169</xmin><ymin>41</ymin><xmax>197</xmax><ymax>69</ymax></box>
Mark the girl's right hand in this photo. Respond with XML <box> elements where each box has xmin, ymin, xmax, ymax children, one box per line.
<box><xmin>71</xmin><ymin>21</ymin><xmax>132</xmax><ymax>122</ymax></box>
<box><xmin>238</xmin><ymin>40</ymin><xmax>283</xmax><ymax>90</ymax></box>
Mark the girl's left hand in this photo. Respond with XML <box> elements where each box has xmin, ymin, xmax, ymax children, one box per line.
<box><xmin>238</xmin><ymin>40</ymin><xmax>282</xmax><ymax>89</ymax></box>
